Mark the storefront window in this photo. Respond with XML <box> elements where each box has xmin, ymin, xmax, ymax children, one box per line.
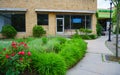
<box><xmin>56</xmin><ymin>14</ymin><xmax>92</xmax><ymax>30</ymax></box>
<box><xmin>37</xmin><ymin>14</ymin><xmax>48</xmax><ymax>25</ymax></box>
<box><xmin>71</xmin><ymin>15</ymin><xmax>85</xmax><ymax>29</ymax></box>
<box><xmin>86</xmin><ymin>15</ymin><xmax>92</xmax><ymax>29</ymax></box>
<box><xmin>0</xmin><ymin>13</ymin><xmax>26</xmax><ymax>32</ymax></box>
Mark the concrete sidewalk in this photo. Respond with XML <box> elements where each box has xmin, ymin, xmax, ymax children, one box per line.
<box><xmin>66</xmin><ymin>36</ymin><xmax>120</xmax><ymax>75</ymax></box>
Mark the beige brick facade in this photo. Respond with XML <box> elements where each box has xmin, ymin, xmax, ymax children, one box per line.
<box><xmin>0</xmin><ymin>0</ymin><xmax>97</xmax><ymax>38</ymax></box>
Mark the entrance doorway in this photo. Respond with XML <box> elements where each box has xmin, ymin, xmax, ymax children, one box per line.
<box><xmin>56</xmin><ymin>18</ymin><xmax>64</xmax><ymax>33</ymax></box>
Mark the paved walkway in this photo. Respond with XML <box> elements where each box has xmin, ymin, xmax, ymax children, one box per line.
<box><xmin>66</xmin><ymin>36</ymin><xmax>120</xmax><ymax>75</ymax></box>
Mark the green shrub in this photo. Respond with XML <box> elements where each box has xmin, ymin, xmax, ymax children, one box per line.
<box><xmin>79</xmin><ymin>28</ymin><xmax>85</xmax><ymax>33</ymax></box>
<box><xmin>33</xmin><ymin>25</ymin><xmax>46</xmax><ymax>37</ymax></box>
<box><xmin>89</xmin><ymin>34</ymin><xmax>97</xmax><ymax>39</ymax></box>
<box><xmin>79</xmin><ymin>28</ymin><xmax>92</xmax><ymax>33</ymax></box>
<box><xmin>79</xmin><ymin>34</ymin><xmax>97</xmax><ymax>40</ymax></box>
<box><xmin>53</xmin><ymin>42</ymin><xmax>61</xmax><ymax>53</ymax></box>
<box><xmin>56</xmin><ymin>36</ymin><xmax>67</xmax><ymax>44</ymax></box>
<box><xmin>96</xmin><ymin>23</ymin><xmax>103</xmax><ymax>36</ymax></box>
<box><xmin>1</xmin><ymin>25</ymin><xmax>17</xmax><ymax>38</ymax></box>
<box><xmin>28</xmin><ymin>37</ymin><xmax>64</xmax><ymax>53</ymax></box>
<box><xmin>80</xmin><ymin>35</ymin><xmax>91</xmax><ymax>40</ymax></box>
<box><xmin>59</xmin><ymin>38</ymin><xmax>87</xmax><ymax>68</ymax></box>
<box><xmin>15</xmin><ymin>37</ymin><xmax>34</xmax><ymax>43</ymax></box>
<box><xmin>85</xmin><ymin>29</ymin><xmax>92</xmax><ymax>33</ymax></box>
<box><xmin>41</xmin><ymin>37</ymin><xmax>48</xmax><ymax>45</ymax></box>
<box><xmin>31</xmin><ymin>52</ymin><xmax>66</xmax><ymax>75</ymax></box>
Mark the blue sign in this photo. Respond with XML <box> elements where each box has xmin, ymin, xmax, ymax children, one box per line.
<box><xmin>72</xmin><ymin>18</ymin><xmax>82</xmax><ymax>23</ymax></box>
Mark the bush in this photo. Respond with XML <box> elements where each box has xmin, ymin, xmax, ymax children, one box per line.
<box><xmin>59</xmin><ymin>38</ymin><xmax>87</xmax><ymax>68</ymax></box>
<box><xmin>41</xmin><ymin>37</ymin><xmax>48</xmax><ymax>45</ymax></box>
<box><xmin>33</xmin><ymin>25</ymin><xmax>46</xmax><ymax>37</ymax></box>
<box><xmin>1</xmin><ymin>25</ymin><xmax>17</xmax><ymax>38</ymax></box>
<box><xmin>79</xmin><ymin>28</ymin><xmax>92</xmax><ymax>34</ymax></box>
<box><xmin>89</xmin><ymin>34</ymin><xmax>97</xmax><ymax>39</ymax></box>
<box><xmin>31</xmin><ymin>52</ymin><xmax>66</xmax><ymax>75</ymax></box>
<box><xmin>96</xmin><ymin>23</ymin><xmax>103</xmax><ymax>36</ymax></box>
<box><xmin>0</xmin><ymin>42</ymin><xmax>31</xmax><ymax>75</ymax></box>
<box><xmin>55</xmin><ymin>36</ymin><xmax>67</xmax><ymax>44</ymax></box>
<box><xmin>80</xmin><ymin>35</ymin><xmax>91</xmax><ymax>40</ymax></box>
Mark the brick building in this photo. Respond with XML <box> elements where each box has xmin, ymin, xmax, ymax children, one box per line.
<box><xmin>0</xmin><ymin>0</ymin><xmax>97</xmax><ymax>38</ymax></box>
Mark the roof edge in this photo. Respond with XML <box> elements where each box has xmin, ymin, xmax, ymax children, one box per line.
<box><xmin>35</xmin><ymin>9</ymin><xmax>96</xmax><ymax>14</ymax></box>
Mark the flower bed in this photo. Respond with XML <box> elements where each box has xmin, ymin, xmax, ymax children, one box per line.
<box><xmin>0</xmin><ymin>36</ymin><xmax>87</xmax><ymax>75</ymax></box>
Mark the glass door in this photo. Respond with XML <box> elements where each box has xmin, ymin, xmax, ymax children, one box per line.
<box><xmin>56</xmin><ymin>18</ymin><xmax>64</xmax><ymax>33</ymax></box>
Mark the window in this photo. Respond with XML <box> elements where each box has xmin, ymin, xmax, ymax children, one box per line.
<box><xmin>71</xmin><ymin>15</ymin><xmax>85</xmax><ymax>29</ymax></box>
<box><xmin>86</xmin><ymin>15</ymin><xmax>92</xmax><ymax>29</ymax></box>
<box><xmin>37</xmin><ymin>14</ymin><xmax>48</xmax><ymax>25</ymax></box>
<box><xmin>56</xmin><ymin>14</ymin><xmax>92</xmax><ymax>30</ymax></box>
<box><xmin>0</xmin><ymin>13</ymin><xmax>26</xmax><ymax>32</ymax></box>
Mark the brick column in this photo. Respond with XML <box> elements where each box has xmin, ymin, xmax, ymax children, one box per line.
<box><xmin>48</xmin><ymin>13</ymin><xmax>56</xmax><ymax>35</ymax></box>
<box><xmin>26</xmin><ymin>9</ymin><xmax>37</xmax><ymax>37</ymax></box>
<box><xmin>92</xmin><ymin>14</ymin><xmax>97</xmax><ymax>34</ymax></box>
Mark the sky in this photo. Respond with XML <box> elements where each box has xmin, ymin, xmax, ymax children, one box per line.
<box><xmin>97</xmin><ymin>0</ymin><xmax>111</xmax><ymax>9</ymax></box>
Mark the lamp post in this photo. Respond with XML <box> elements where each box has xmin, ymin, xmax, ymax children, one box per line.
<box><xmin>108</xmin><ymin>0</ymin><xmax>112</xmax><ymax>41</ymax></box>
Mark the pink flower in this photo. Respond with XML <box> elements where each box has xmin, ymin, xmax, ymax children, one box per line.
<box><xmin>3</xmin><ymin>48</ymin><xmax>6</xmax><ymax>51</ymax></box>
<box><xmin>6</xmin><ymin>54</ymin><xmax>9</xmax><ymax>59</ymax></box>
<box><xmin>21</xmin><ymin>51</ymin><xmax>25</xmax><ymax>55</ymax></box>
<box><xmin>18</xmin><ymin>51</ymin><xmax>22</xmax><ymax>55</ymax></box>
<box><xmin>18</xmin><ymin>51</ymin><xmax>25</xmax><ymax>55</ymax></box>
<box><xmin>11</xmin><ymin>41</ymin><xmax>17</xmax><ymax>49</ymax></box>
<box><xmin>28</xmin><ymin>51</ymin><xmax>31</xmax><ymax>56</ymax></box>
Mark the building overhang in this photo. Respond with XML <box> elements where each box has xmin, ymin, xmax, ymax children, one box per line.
<box><xmin>35</xmin><ymin>9</ymin><xmax>96</xmax><ymax>14</ymax></box>
<box><xmin>0</xmin><ymin>8</ymin><xmax>27</xmax><ymax>12</ymax></box>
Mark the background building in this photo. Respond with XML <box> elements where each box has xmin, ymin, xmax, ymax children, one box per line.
<box><xmin>0</xmin><ymin>0</ymin><xmax>97</xmax><ymax>38</ymax></box>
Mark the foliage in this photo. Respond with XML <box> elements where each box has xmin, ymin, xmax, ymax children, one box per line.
<box><xmin>80</xmin><ymin>35</ymin><xmax>91</xmax><ymax>40</ymax></box>
<box><xmin>33</xmin><ymin>25</ymin><xmax>46</xmax><ymax>37</ymax></box>
<box><xmin>0</xmin><ymin>42</ymin><xmax>31</xmax><ymax>75</ymax></box>
<box><xmin>1</xmin><ymin>25</ymin><xmax>17</xmax><ymax>38</ymax></box>
<box><xmin>80</xmin><ymin>34</ymin><xmax>97</xmax><ymax>40</ymax></box>
<box><xmin>112</xmin><ymin>8</ymin><xmax>117</xmax><ymax>24</ymax></box>
<box><xmin>79</xmin><ymin>28</ymin><xmax>92</xmax><ymax>34</ymax></box>
<box><xmin>55</xmin><ymin>37</ymin><xmax>67</xmax><ymax>44</ymax></box>
<box><xmin>15</xmin><ymin>37</ymin><xmax>34</xmax><ymax>43</ymax></box>
<box><xmin>59</xmin><ymin>38</ymin><xmax>87</xmax><ymax>68</ymax></box>
<box><xmin>41</xmin><ymin>37</ymin><xmax>48</xmax><ymax>45</ymax></box>
<box><xmin>96</xmin><ymin>23</ymin><xmax>103</xmax><ymax>36</ymax></box>
<box><xmin>29</xmin><ymin>37</ymin><xmax>66</xmax><ymax>53</ymax></box>
<box><xmin>31</xmin><ymin>52</ymin><xmax>66</xmax><ymax>75</ymax></box>
<box><xmin>88</xmin><ymin>34</ymin><xmax>97</xmax><ymax>39</ymax></box>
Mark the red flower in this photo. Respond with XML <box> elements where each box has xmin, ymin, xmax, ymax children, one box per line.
<box><xmin>24</xmin><ymin>44</ymin><xmax>28</xmax><ymax>48</ymax></box>
<box><xmin>21</xmin><ymin>51</ymin><xmax>25</xmax><ymax>55</ymax></box>
<box><xmin>3</xmin><ymin>48</ymin><xmax>6</xmax><ymax>51</ymax></box>
<box><xmin>6</xmin><ymin>54</ymin><xmax>9</xmax><ymax>59</ymax></box>
<box><xmin>18</xmin><ymin>51</ymin><xmax>25</xmax><ymax>55</ymax></box>
<box><xmin>11</xmin><ymin>41</ymin><xmax>17</xmax><ymax>49</ymax></box>
<box><xmin>19</xmin><ymin>42</ymin><xmax>25</xmax><ymax>46</ymax></box>
<box><xmin>19</xmin><ymin>58</ymin><xmax>23</xmax><ymax>61</ymax></box>
<box><xmin>20</xmin><ymin>42</ymin><xmax>25</xmax><ymax>45</ymax></box>
<box><xmin>18</xmin><ymin>51</ymin><xmax>22</xmax><ymax>55</ymax></box>
<box><xmin>11</xmin><ymin>53</ymin><xmax>15</xmax><ymax>56</ymax></box>
<box><xmin>28</xmin><ymin>51</ymin><xmax>31</xmax><ymax>56</ymax></box>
